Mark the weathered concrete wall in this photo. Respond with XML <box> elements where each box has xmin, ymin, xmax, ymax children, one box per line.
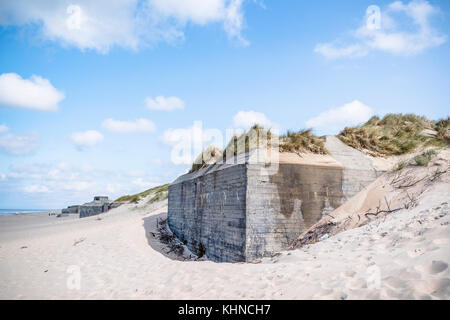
<box><xmin>168</xmin><ymin>159</ymin><xmax>347</xmax><ymax>262</ymax></box>
<box><xmin>168</xmin><ymin>161</ymin><xmax>248</xmax><ymax>262</ymax></box>
<box><xmin>61</xmin><ymin>205</ymin><xmax>80</xmax><ymax>214</ymax></box>
<box><xmin>245</xmin><ymin>163</ymin><xmax>344</xmax><ymax>260</ymax></box>
<box><xmin>325</xmin><ymin>136</ymin><xmax>381</xmax><ymax>201</ymax></box>
<box><xmin>79</xmin><ymin>204</ymin><xmax>108</xmax><ymax>218</ymax></box>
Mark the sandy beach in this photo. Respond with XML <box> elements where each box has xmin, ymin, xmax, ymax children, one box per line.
<box><xmin>1</xmin><ymin>183</ymin><xmax>449</xmax><ymax>299</ymax></box>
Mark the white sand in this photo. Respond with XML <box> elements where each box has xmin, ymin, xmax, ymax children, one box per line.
<box><xmin>1</xmin><ymin>152</ymin><xmax>449</xmax><ymax>299</ymax></box>
<box><xmin>0</xmin><ymin>192</ymin><xmax>448</xmax><ymax>300</ymax></box>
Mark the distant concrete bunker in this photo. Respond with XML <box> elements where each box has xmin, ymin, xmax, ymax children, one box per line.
<box><xmin>168</xmin><ymin>136</ymin><xmax>381</xmax><ymax>262</ymax></box>
<box><xmin>61</xmin><ymin>196</ymin><xmax>122</xmax><ymax>218</ymax></box>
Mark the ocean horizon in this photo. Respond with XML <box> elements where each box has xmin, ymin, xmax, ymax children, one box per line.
<box><xmin>0</xmin><ymin>209</ymin><xmax>57</xmax><ymax>216</ymax></box>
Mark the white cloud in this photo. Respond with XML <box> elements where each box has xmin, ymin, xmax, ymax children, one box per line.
<box><xmin>150</xmin><ymin>0</ymin><xmax>227</xmax><ymax>24</ymax></box>
<box><xmin>306</xmin><ymin>100</ymin><xmax>373</xmax><ymax>134</ymax></box>
<box><xmin>128</xmin><ymin>170</ymin><xmax>147</xmax><ymax>178</ymax></box>
<box><xmin>151</xmin><ymin>158</ymin><xmax>162</xmax><ymax>166</ymax></box>
<box><xmin>161</xmin><ymin>123</ymin><xmax>220</xmax><ymax>147</ymax></box>
<box><xmin>145</xmin><ymin>96</ymin><xmax>185</xmax><ymax>111</ymax></box>
<box><xmin>315</xmin><ymin>1</ymin><xmax>447</xmax><ymax>59</ymax></box>
<box><xmin>161</xmin><ymin>121</ymin><xmax>225</xmax><ymax>165</ymax></box>
<box><xmin>132</xmin><ymin>177</ymin><xmax>159</xmax><ymax>189</ymax></box>
<box><xmin>23</xmin><ymin>185</ymin><xmax>49</xmax><ymax>193</ymax></box>
<box><xmin>223</xmin><ymin>0</ymin><xmax>248</xmax><ymax>46</ymax></box>
<box><xmin>0</xmin><ymin>73</ymin><xmax>65</xmax><ymax>111</ymax></box>
<box><xmin>61</xmin><ymin>181</ymin><xmax>94</xmax><ymax>192</ymax></box>
<box><xmin>102</xmin><ymin>118</ymin><xmax>156</xmax><ymax>133</ymax></box>
<box><xmin>147</xmin><ymin>0</ymin><xmax>248</xmax><ymax>45</ymax></box>
<box><xmin>70</xmin><ymin>130</ymin><xmax>104</xmax><ymax>148</ymax></box>
<box><xmin>0</xmin><ymin>124</ymin><xmax>9</xmax><ymax>133</ymax></box>
<box><xmin>0</xmin><ymin>0</ymin><xmax>250</xmax><ymax>53</ymax></box>
<box><xmin>252</xmin><ymin>0</ymin><xmax>266</xmax><ymax>10</ymax></box>
<box><xmin>0</xmin><ymin>132</ymin><xmax>39</xmax><ymax>155</ymax></box>
<box><xmin>162</xmin><ymin>126</ymin><xmax>201</xmax><ymax>147</ymax></box>
<box><xmin>106</xmin><ymin>183</ymin><xmax>122</xmax><ymax>194</ymax></box>
<box><xmin>314</xmin><ymin>44</ymin><xmax>369</xmax><ymax>59</ymax></box>
<box><xmin>233</xmin><ymin>110</ymin><xmax>274</xmax><ymax>129</ymax></box>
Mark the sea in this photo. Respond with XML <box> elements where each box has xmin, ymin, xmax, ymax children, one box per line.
<box><xmin>0</xmin><ymin>209</ymin><xmax>56</xmax><ymax>216</ymax></box>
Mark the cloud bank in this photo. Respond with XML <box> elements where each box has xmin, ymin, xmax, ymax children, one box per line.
<box><xmin>306</xmin><ymin>100</ymin><xmax>373</xmax><ymax>134</ymax></box>
<box><xmin>23</xmin><ymin>185</ymin><xmax>49</xmax><ymax>193</ymax></box>
<box><xmin>70</xmin><ymin>130</ymin><xmax>104</xmax><ymax>149</ymax></box>
<box><xmin>0</xmin><ymin>132</ymin><xmax>40</xmax><ymax>155</ymax></box>
<box><xmin>0</xmin><ymin>0</ymin><xmax>249</xmax><ymax>53</ymax></box>
<box><xmin>233</xmin><ymin>110</ymin><xmax>274</xmax><ymax>129</ymax></box>
<box><xmin>0</xmin><ymin>124</ymin><xmax>8</xmax><ymax>133</ymax></box>
<box><xmin>315</xmin><ymin>1</ymin><xmax>447</xmax><ymax>59</ymax></box>
<box><xmin>146</xmin><ymin>96</ymin><xmax>185</xmax><ymax>111</ymax></box>
<box><xmin>102</xmin><ymin>118</ymin><xmax>156</xmax><ymax>133</ymax></box>
<box><xmin>0</xmin><ymin>73</ymin><xmax>65</xmax><ymax>111</ymax></box>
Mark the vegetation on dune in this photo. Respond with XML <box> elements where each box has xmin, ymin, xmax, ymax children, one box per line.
<box><xmin>147</xmin><ymin>188</ymin><xmax>169</xmax><ymax>204</ymax></box>
<box><xmin>115</xmin><ymin>184</ymin><xmax>169</xmax><ymax>203</ymax></box>
<box><xmin>413</xmin><ymin>149</ymin><xmax>437</xmax><ymax>167</ymax></box>
<box><xmin>189</xmin><ymin>124</ymin><xmax>276</xmax><ymax>173</ymax></box>
<box><xmin>189</xmin><ymin>124</ymin><xmax>327</xmax><ymax>172</ymax></box>
<box><xmin>338</xmin><ymin>114</ymin><xmax>449</xmax><ymax>157</ymax></box>
<box><xmin>222</xmin><ymin>124</ymin><xmax>273</xmax><ymax>160</ymax></box>
<box><xmin>188</xmin><ymin>113</ymin><xmax>449</xmax><ymax>173</ymax></box>
<box><xmin>435</xmin><ymin>117</ymin><xmax>450</xmax><ymax>145</ymax></box>
<box><xmin>393</xmin><ymin>160</ymin><xmax>407</xmax><ymax>172</ymax></box>
<box><xmin>189</xmin><ymin>146</ymin><xmax>223</xmax><ymax>173</ymax></box>
<box><xmin>279</xmin><ymin>129</ymin><xmax>328</xmax><ymax>155</ymax></box>
<box><xmin>393</xmin><ymin>149</ymin><xmax>438</xmax><ymax>172</ymax></box>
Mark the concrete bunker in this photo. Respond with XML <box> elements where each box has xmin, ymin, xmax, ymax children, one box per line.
<box><xmin>167</xmin><ymin>136</ymin><xmax>381</xmax><ymax>262</ymax></box>
<box><xmin>61</xmin><ymin>196</ymin><xmax>122</xmax><ymax>218</ymax></box>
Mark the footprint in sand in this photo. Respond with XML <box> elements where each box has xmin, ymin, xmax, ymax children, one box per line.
<box><xmin>429</xmin><ymin>260</ymin><xmax>448</xmax><ymax>274</ymax></box>
<box><xmin>416</xmin><ymin>260</ymin><xmax>448</xmax><ymax>275</ymax></box>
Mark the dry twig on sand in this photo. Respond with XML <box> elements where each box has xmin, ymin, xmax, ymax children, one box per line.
<box><xmin>73</xmin><ymin>238</ymin><xmax>86</xmax><ymax>246</ymax></box>
<box><xmin>155</xmin><ymin>218</ymin><xmax>184</xmax><ymax>256</ymax></box>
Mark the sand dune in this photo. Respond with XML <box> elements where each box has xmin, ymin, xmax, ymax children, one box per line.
<box><xmin>1</xmin><ymin>175</ymin><xmax>449</xmax><ymax>299</ymax></box>
<box><xmin>294</xmin><ymin>149</ymin><xmax>450</xmax><ymax>247</ymax></box>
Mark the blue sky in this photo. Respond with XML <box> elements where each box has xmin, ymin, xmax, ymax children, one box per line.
<box><xmin>0</xmin><ymin>0</ymin><xmax>449</xmax><ymax>209</ymax></box>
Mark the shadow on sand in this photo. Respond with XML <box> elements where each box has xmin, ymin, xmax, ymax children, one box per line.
<box><xmin>143</xmin><ymin>211</ymin><xmax>192</xmax><ymax>261</ymax></box>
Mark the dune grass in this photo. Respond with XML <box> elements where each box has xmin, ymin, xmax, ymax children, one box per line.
<box><xmin>222</xmin><ymin>124</ymin><xmax>274</xmax><ymax>160</ymax></box>
<box><xmin>115</xmin><ymin>184</ymin><xmax>169</xmax><ymax>203</ymax></box>
<box><xmin>188</xmin><ymin>113</ymin><xmax>449</xmax><ymax>172</ymax></box>
<box><xmin>147</xmin><ymin>189</ymin><xmax>169</xmax><ymax>204</ymax></box>
<box><xmin>413</xmin><ymin>149</ymin><xmax>437</xmax><ymax>167</ymax></box>
<box><xmin>338</xmin><ymin>114</ymin><xmax>448</xmax><ymax>157</ymax></box>
<box><xmin>392</xmin><ymin>149</ymin><xmax>438</xmax><ymax>172</ymax></box>
<box><xmin>279</xmin><ymin>129</ymin><xmax>328</xmax><ymax>155</ymax></box>
<box><xmin>189</xmin><ymin>124</ymin><xmax>328</xmax><ymax>172</ymax></box>
<box><xmin>435</xmin><ymin>117</ymin><xmax>450</xmax><ymax>145</ymax></box>
<box><xmin>189</xmin><ymin>146</ymin><xmax>223</xmax><ymax>173</ymax></box>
